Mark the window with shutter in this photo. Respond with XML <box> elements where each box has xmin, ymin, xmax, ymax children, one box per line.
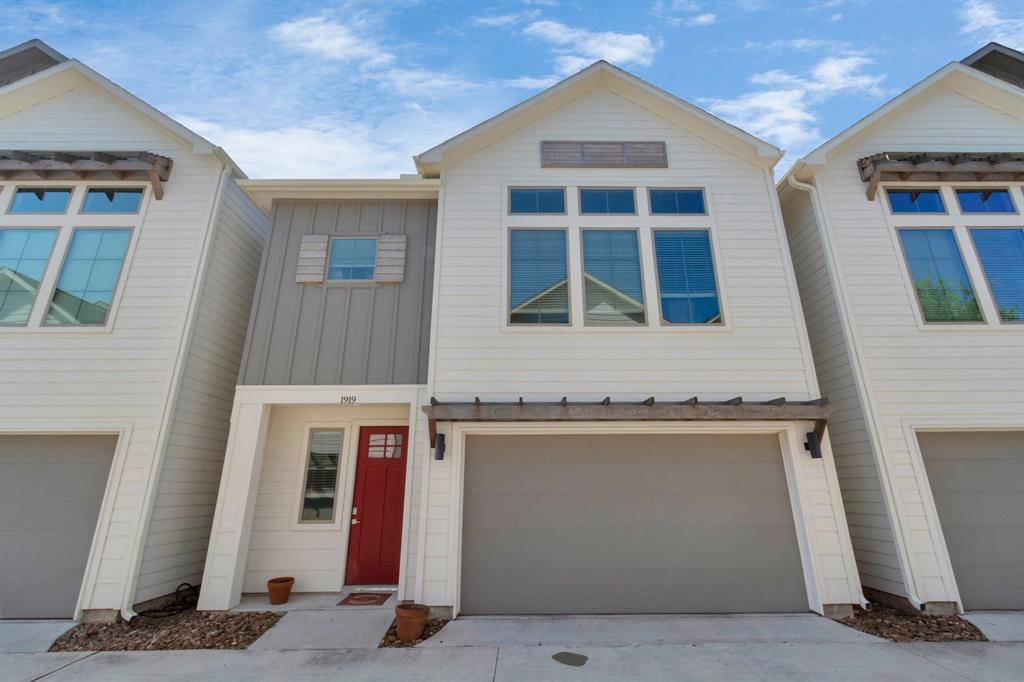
<box><xmin>295</xmin><ymin>234</ymin><xmax>329</xmax><ymax>283</ymax></box>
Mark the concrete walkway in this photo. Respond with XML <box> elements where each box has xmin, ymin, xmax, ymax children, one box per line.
<box><xmin>963</xmin><ymin>612</ymin><xmax>1024</xmax><ymax>642</ymax></box>
<box><xmin>0</xmin><ymin>621</ymin><xmax>76</xmax><ymax>653</ymax></box>
<box><xmin>3</xmin><ymin>642</ymin><xmax>1022</xmax><ymax>681</ymax></box>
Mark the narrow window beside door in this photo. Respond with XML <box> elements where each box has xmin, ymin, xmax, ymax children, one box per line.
<box><xmin>300</xmin><ymin>429</ymin><xmax>344</xmax><ymax>522</ymax></box>
<box><xmin>509</xmin><ymin>229</ymin><xmax>569</xmax><ymax>325</ymax></box>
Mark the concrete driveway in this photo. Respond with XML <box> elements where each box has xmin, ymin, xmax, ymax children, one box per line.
<box><xmin>3</xmin><ymin>613</ymin><xmax>1022</xmax><ymax>681</ymax></box>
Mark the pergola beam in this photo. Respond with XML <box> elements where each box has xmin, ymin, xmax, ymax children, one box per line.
<box><xmin>857</xmin><ymin>152</ymin><xmax>1024</xmax><ymax>200</ymax></box>
<box><xmin>0</xmin><ymin>150</ymin><xmax>174</xmax><ymax>199</ymax></box>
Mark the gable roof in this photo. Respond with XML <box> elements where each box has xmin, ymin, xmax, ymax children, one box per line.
<box><xmin>0</xmin><ymin>39</ymin><xmax>66</xmax><ymax>86</ymax></box>
<box><xmin>414</xmin><ymin>60</ymin><xmax>782</xmax><ymax>177</ymax></box>
<box><xmin>781</xmin><ymin>58</ymin><xmax>1024</xmax><ymax>186</ymax></box>
<box><xmin>0</xmin><ymin>40</ymin><xmax>244</xmax><ymax>178</ymax></box>
<box><xmin>961</xmin><ymin>42</ymin><xmax>1024</xmax><ymax>88</ymax></box>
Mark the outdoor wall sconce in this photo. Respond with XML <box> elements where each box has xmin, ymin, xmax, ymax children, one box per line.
<box><xmin>804</xmin><ymin>431</ymin><xmax>823</xmax><ymax>459</ymax></box>
<box><xmin>433</xmin><ymin>433</ymin><xmax>446</xmax><ymax>460</ymax></box>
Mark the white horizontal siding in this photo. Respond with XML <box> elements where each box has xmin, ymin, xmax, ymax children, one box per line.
<box><xmin>135</xmin><ymin>178</ymin><xmax>267</xmax><ymax>602</ymax></box>
<box><xmin>0</xmin><ymin>83</ymin><xmax>223</xmax><ymax>610</ymax></box>
<box><xmin>813</xmin><ymin>85</ymin><xmax>1024</xmax><ymax>603</ymax></box>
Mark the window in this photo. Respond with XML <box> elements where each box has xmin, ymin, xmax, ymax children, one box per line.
<box><xmin>898</xmin><ymin>229</ymin><xmax>983</xmax><ymax>323</ymax></box>
<box><xmin>581</xmin><ymin>230</ymin><xmax>645</xmax><ymax>325</ymax></box>
<box><xmin>300</xmin><ymin>429</ymin><xmax>343</xmax><ymax>522</ymax></box>
<box><xmin>367</xmin><ymin>432</ymin><xmax>404</xmax><ymax>458</ymax></box>
<box><xmin>579</xmin><ymin>188</ymin><xmax>636</xmax><ymax>214</ymax></box>
<box><xmin>509</xmin><ymin>187</ymin><xmax>565</xmax><ymax>214</ymax></box>
<box><xmin>653</xmin><ymin>230</ymin><xmax>721</xmax><ymax>324</ymax></box>
<box><xmin>327</xmin><ymin>238</ymin><xmax>376</xmax><ymax>280</ymax></box>
<box><xmin>509</xmin><ymin>229</ymin><xmax>569</xmax><ymax>324</ymax></box>
<box><xmin>81</xmin><ymin>188</ymin><xmax>144</xmax><ymax>214</ymax></box>
<box><xmin>887</xmin><ymin>189</ymin><xmax>945</xmax><ymax>214</ymax></box>
<box><xmin>0</xmin><ymin>229</ymin><xmax>58</xmax><ymax>325</ymax></box>
<box><xmin>970</xmin><ymin>228</ymin><xmax>1024</xmax><ymax>322</ymax></box>
<box><xmin>649</xmin><ymin>189</ymin><xmax>706</xmax><ymax>215</ymax></box>
<box><xmin>956</xmin><ymin>189</ymin><xmax>1015</xmax><ymax>214</ymax></box>
<box><xmin>8</xmin><ymin>188</ymin><xmax>72</xmax><ymax>214</ymax></box>
<box><xmin>46</xmin><ymin>228</ymin><xmax>131</xmax><ymax>325</ymax></box>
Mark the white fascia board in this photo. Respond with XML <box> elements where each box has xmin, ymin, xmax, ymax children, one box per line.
<box><xmin>237</xmin><ymin>179</ymin><xmax>440</xmax><ymax>213</ymax></box>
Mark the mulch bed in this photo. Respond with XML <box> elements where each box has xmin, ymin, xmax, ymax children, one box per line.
<box><xmin>840</xmin><ymin>603</ymin><xmax>986</xmax><ymax>642</ymax></box>
<box><xmin>50</xmin><ymin>609</ymin><xmax>282</xmax><ymax>651</ymax></box>
<box><xmin>379</xmin><ymin>618</ymin><xmax>450</xmax><ymax>647</ymax></box>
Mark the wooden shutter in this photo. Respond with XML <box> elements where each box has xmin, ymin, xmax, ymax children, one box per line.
<box><xmin>541</xmin><ymin>141</ymin><xmax>667</xmax><ymax>168</ymax></box>
<box><xmin>296</xmin><ymin>234</ymin><xmax>328</xmax><ymax>283</ymax></box>
<box><xmin>374</xmin><ymin>234</ymin><xmax>407</xmax><ymax>284</ymax></box>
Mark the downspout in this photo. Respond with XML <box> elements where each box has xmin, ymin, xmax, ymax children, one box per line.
<box><xmin>787</xmin><ymin>173</ymin><xmax>924</xmax><ymax>609</ymax></box>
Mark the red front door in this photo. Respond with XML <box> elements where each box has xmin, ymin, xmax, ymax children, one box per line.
<box><xmin>345</xmin><ymin>426</ymin><xmax>408</xmax><ymax>585</ymax></box>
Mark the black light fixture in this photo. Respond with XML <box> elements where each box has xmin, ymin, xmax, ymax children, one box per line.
<box><xmin>804</xmin><ymin>431</ymin><xmax>822</xmax><ymax>459</ymax></box>
<box><xmin>433</xmin><ymin>433</ymin><xmax>446</xmax><ymax>460</ymax></box>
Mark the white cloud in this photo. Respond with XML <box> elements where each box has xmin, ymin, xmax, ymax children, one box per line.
<box><xmin>704</xmin><ymin>55</ymin><xmax>887</xmax><ymax>160</ymax></box>
<box><xmin>379</xmin><ymin>68</ymin><xmax>480</xmax><ymax>99</ymax></box>
<box><xmin>743</xmin><ymin>38</ymin><xmax>832</xmax><ymax>51</ymax></box>
<box><xmin>686</xmin><ymin>13</ymin><xmax>717</xmax><ymax>27</ymax></box>
<box><xmin>472</xmin><ymin>10</ymin><xmax>539</xmax><ymax>27</ymax></box>
<box><xmin>505</xmin><ymin>75</ymin><xmax>560</xmax><ymax>88</ymax></box>
<box><xmin>523</xmin><ymin>20</ymin><xmax>660</xmax><ymax>71</ymax></box>
<box><xmin>830</xmin><ymin>12</ymin><xmax>843</xmax><ymax>21</ymax></box>
<box><xmin>269</xmin><ymin>16</ymin><xmax>393</xmax><ymax>66</ymax></box>
<box><xmin>959</xmin><ymin>0</ymin><xmax>1024</xmax><ymax>50</ymax></box>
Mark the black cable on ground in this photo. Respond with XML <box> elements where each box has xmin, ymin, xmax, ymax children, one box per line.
<box><xmin>135</xmin><ymin>582</ymin><xmax>199</xmax><ymax>620</ymax></box>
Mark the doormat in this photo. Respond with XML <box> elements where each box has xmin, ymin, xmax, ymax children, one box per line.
<box><xmin>338</xmin><ymin>592</ymin><xmax>392</xmax><ymax>606</ymax></box>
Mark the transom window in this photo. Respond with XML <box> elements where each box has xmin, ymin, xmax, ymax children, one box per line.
<box><xmin>897</xmin><ymin>228</ymin><xmax>982</xmax><ymax>323</ymax></box>
<box><xmin>46</xmin><ymin>228</ymin><xmax>132</xmax><ymax>325</ymax></box>
<box><xmin>509</xmin><ymin>187</ymin><xmax>565</xmax><ymax>214</ymax></box>
<box><xmin>300</xmin><ymin>429</ymin><xmax>343</xmax><ymax>522</ymax></box>
<box><xmin>8</xmin><ymin>188</ymin><xmax>72</xmax><ymax>214</ymax></box>
<box><xmin>579</xmin><ymin>188</ymin><xmax>636</xmax><ymax>214</ymax></box>
<box><xmin>955</xmin><ymin>189</ymin><xmax>1016</xmax><ymax>214</ymax></box>
<box><xmin>649</xmin><ymin>189</ymin><xmax>706</xmax><ymax>215</ymax></box>
<box><xmin>327</xmin><ymin>238</ymin><xmax>377</xmax><ymax>280</ymax></box>
<box><xmin>887</xmin><ymin>189</ymin><xmax>945</xmax><ymax>214</ymax></box>
<box><xmin>581</xmin><ymin>230</ymin><xmax>645</xmax><ymax>326</ymax></box>
<box><xmin>509</xmin><ymin>229</ymin><xmax>569</xmax><ymax>325</ymax></box>
<box><xmin>0</xmin><ymin>228</ymin><xmax>58</xmax><ymax>326</ymax></box>
<box><xmin>367</xmin><ymin>432</ymin><xmax>404</xmax><ymax>458</ymax></box>
<box><xmin>970</xmin><ymin>228</ymin><xmax>1024</xmax><ymax>322</ymax></box>
<box><xmin>81</xmin><ymin>188</ymin><xmax>144</xmax><ymax>214</ymax></box>
<box><xmin>653</xmin><ymin>230</ymin><xmax>722</xmax><ymax>324</ymax></box>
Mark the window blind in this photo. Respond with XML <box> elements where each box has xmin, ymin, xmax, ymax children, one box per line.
<box><xmin>898</xmin><ymin>229</ymin><xmax>982</xmax><ymax>322</ymax></box>
<box><xmin>582</xmin><ymin>230</ymin><xmax>645</xmax><ymax>325</ymax></box>
<box><xmin>653</xmin><ymin>230</ymin><xmax>721</xmax><ymax>324</ymax></box>
<box><xmin>301</xmin><ymin>430</ymin><xmax>343</xmax><ymax>522</ymax></box>
<box><xmin>509</xmin><ymin>230</ymin><xmax>569</xmax><ymax>324</ymax></box>
<box><xmin>970</xmin><ymin>228</ymin><xmax>1024</xmax><ymax>322</ymax></box>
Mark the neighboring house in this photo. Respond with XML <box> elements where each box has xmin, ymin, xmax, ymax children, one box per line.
<box><xmin>199</xmin><ymin>61</ymin><xmax>865</xmax><ymax>618</ymax></box>
<box><xmin>0</xmin><ymin>40</ymin><xmax>268</xmax><ymax>620</ymax></box>
<box><xmin>779</xmin><ymin>42</ymin><xmax>1023</xmax><ymax>613</ymax></box>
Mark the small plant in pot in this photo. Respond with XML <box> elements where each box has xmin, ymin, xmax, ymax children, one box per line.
<box><xmin>267</xmin><ymin>577</ymin><xmax>295</xmax><ymax>605</ymax></box>
<box><xmin>395</xmin><ymin>602</ymin><xmax>429</xmax><ymax>643</ymax></box>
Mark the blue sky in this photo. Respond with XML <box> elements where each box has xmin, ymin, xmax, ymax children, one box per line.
<box><xmin>5</xmin><ymin>0</ymin><xmax>1022</xmax><ymax>177</ymax></box>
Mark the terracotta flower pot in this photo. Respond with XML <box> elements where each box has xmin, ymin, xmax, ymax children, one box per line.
<box><xmin>395</xmin><ymin>603</ymin><xmax>429</xmax><ymax>643</ymax></box>
<box><xmin>267</xmin><ymin>577</ymin><xmax>295</xmax><ymax>605</ymax></box>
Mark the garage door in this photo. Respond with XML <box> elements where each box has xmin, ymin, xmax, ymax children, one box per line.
<box><xmin>0</xmin><ymin>435</ymin><xmax>117</xmax><ymax>618</ymax></box>
<box><xmin>461</xmin><ymin>433</ymin><xmax>808</xmax><ymax>614</ymax></box>
<box><xmin>919</xmin><ymin>431</ymin><xmax>1024</xmax><ymax>610</ymax></box>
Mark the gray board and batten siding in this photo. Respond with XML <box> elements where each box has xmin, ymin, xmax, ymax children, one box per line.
<box><xmin>239</xmin><ymin>200</ymin><xmax>437</xmax><ymax>386</ymax></box>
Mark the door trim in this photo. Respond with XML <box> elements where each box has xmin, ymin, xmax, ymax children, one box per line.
<box><xmin>442</xmin><ymin>420</ymin><xmax>862</xmax><ymax>618</ymax></box>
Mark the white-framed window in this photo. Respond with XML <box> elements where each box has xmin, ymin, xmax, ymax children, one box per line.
<box><xmin>508</xmin><ymin>187</ymin><xmax>566</xmax><ymax>215</ymax></box>
<box><xmin>0</xmin><ymin>183</ymin><xmax>145</xmax><ymax>330</ymax></box>
<box><xmin>508</xmin><ymin>228</ymin><xmax>570</xmax><ymax>325</ymax></box>
<box><xmin>652</xmin><ymin>229</ymin><xmax>722</xmax><ymax>325</ymax></box>
<box><xmin>581</xmin><ymin>228</ymin><xmax>646</xmax><ymax>326</ymax></box>
<box><xmin>579</xmin><ymin>187</ymin><xmax>636</xmax><ymax>215</ymax></box>
<box><xmin>327</xmin><ymin>238</ymin><xmax>377</xmax><ymax>281</ymax></box>
<box><xmin>897</xmin><ymin>227</ymin><xmax>983</xmax><ymax>324</ymax></box>
<box><xmin>299</xmin><ymin>428</ymin><xmax>345</xmax><ymax>523</ymax></box>
<box><xmin>969</xmin><ymin>227</ymin><xmax>1024</xmax><ymax>323</ymax></box>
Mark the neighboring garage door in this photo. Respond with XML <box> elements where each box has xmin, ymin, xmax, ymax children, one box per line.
<box><xmin>0</xmin><ymin>435</ymin><xmax>117</xmax><ymax>618</ymax></box>
<box><xmin>919</xmin><ymin>431</ymin><xmax>1024</xmax><ymax>611</ymax></box>
<box><xmin>461</xmin><ymin>433</ymin><xmax>808</xmax><ymax>614</ymax></box>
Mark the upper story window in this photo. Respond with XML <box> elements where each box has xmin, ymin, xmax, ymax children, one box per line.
<box><xmin>299</xmin><ymin>429</ymin><xmax>343</xmax><ymax>523</ymax></box>
<box><xmin>897</xmin><ymin>228</ymin><xmax>983</xmax><ymax>323</ymax></box>
<box><xmin>327</xmin><ymin>238</ymin><xmax>377</xmax><ymax>281</ymax></box>
<box><xmin>887</xmin><ymin>189</ymin><xmax>945</xmax><ymax>214</ymax></box>
<box><xmin>579</xmin><ymin>188</ymin><xmax>636</xmax><ymax>215</ymax></box>
<box><xmin>508</xmin><ymin>229</ymin><xmax>569</xmax><ymax>325</ymax></box>
<box><xmin>0</xmin><ymin>228</ymin><xmax>58</xmax><ymax>326</ymax></box>
<box><xmin>46</xmin><ymin>228</ymin><xmax>132</xmax><ymax>325</ymax></box>
<box><xmin>649</xmin><ymin>189</ymin><xmax>706</xmax><ymax>215</ymax></box>
<box><xmin>970</xmin><ymin>228</ymin><xmax>1024</xmax><ymax>323</ymax></box>
<box><xmin>581</xmin><ymin>230</ymin><xmax>645</xmax><ymax>326</ymax></box>
<box><xmin>509</xmin><ymin>187</ymin><xmax>565</xmax><ymax>214</ymax></box>
<box><xmin>652</xmin><ymin>230</ymin><xmax>722</xmax><ymax>324</ymax></box>
<box><xmin>955</xmin><ymin>189</ymin><xmax>1016</xmax><ymax>214</ymax></box>
<box><xmin>81</xmin><ymin>188</ymin><xmax>144</xmax><ymax>214</ymax></box>
<box><xmin>8</xmin><ymin>188</ymin><xmax>72</xmax><ymax>214</ymax></box>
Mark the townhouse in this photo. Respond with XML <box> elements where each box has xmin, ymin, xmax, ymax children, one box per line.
<box><xmin>0</xmin><ymin>40</ymin><xmax>267</xmax><ymax>619</ymax></box>
<box><xmin>780</xmin><ymin>42</ymin><xmax>1023</xmax><ymax>613</ymax></box>
<box><xmin>198</xmin><ymin>61</ymin><xmax>865</xmax><ymax>618</ymax></box>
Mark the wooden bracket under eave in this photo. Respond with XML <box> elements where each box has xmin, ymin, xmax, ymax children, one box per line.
<box><xmin>865</xmin><ymin>168</ymin><xmax>881</xmax><ymax>201</ymax></box>
<box><xmin>428</xmin><ymin>418</ymin><xmax>437</xmax><ymax>446</ymax></box>
<box><xmin>814</xmin><ymin>418</ymin><xmax>827</xmax><ymax>443</ymax></box>
<box><xmin>147</xmin><ymin>168</ymin><xmax>164</xmax><ymax>200</ymax></box>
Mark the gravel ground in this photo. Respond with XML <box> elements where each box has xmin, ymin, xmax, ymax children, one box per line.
<box><xmin>50</xmin><ymin>610</ymin><xmax>282</xmax><ymax>651</ymax></box>
<box><xmin>379</xmin><ymin>618</ymin><xmax>450</xmax><ymax>647</ymax></box>
<box><xmin>841</xmin><ymin>604</ymin><xmax>986</xmax><ymax>642</ymax></box>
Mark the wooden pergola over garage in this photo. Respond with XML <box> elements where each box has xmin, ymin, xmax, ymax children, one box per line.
<box><xmin>0</xmin><ymin>150</ymin><xmax>174</xmax><ymax>199</ymax></box>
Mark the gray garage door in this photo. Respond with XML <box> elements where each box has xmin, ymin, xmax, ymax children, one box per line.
<box><xmin>461</xmin><ymin>433</ymin><xmax>809</xmax><ymax>614</ymax></box>
<box><xmin>0</xmin><ymin>435</ymin><xmax>117</xmax><ymax>618</ymax></box>
<box><xmin>919</xmin><ymin>431</ymin><xmax>1024</xmax><ymax>611</ymax></box>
